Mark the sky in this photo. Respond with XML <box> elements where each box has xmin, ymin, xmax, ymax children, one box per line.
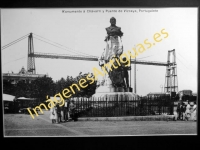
<box><xmin>1</xmin><ymin>8</ymin><xmax>198</xmax><ymax>96</ymax></box>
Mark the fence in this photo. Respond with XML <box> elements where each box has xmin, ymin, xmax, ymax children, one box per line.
<box><xmin>71</xmin><ymin>95</ymin><xmax>175</xmax><ymax>117</ymax></box>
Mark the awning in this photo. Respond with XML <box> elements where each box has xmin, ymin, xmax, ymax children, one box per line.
<box><xmin>50</xmin><ymin>96</ymin><xmax>62</xmax><ymax>103</ymax></box>
<box><xmin>3</xmin><ymin>94</ymin><xmax>15</xmax><ymax>102</ymax></box>
<box><xmin>17</xmin><ymin>97</ymin><xmax>35</xmax><ymax>101</ymax></box>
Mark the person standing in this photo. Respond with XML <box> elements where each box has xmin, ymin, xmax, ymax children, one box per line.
<box><xmin>63</xmin><ymin>99</ymin><xmax>69</xmax><ymax>122</ymax></box>
<box><xmin>69</xmin><ymin>100</ymin><xmax>76</xmax><ymax>121</ymax></box>
<box><xmin>177</xmin><ymin>102</ymin><xmax>181</xmax><ymax>120</ymax></box>
<box><xmin>50</xmin><ymin>104</ymin><xmax>57</xmax><ymax>124</ymax></box>
<box><xmin>55</xmin><ymin>103</ymin><xmax>62</xmax><ymax>123</ymax></box>
<box><xmin>60</xmin><ymin>105</ymin><xmax>65</xmax><ymax>122</ymax></box>
<box><xmin>185</xmin><ymin>100</ymin><xmax>191</xmax><ymax>121</ymax></box>
<box><xmin>191</xmin><ymin>102</ymin><xmax>197</xmax><ymax>121</ymax></box>
<box><xmin>181</xmin><ymin>103</ymin><xmax>186</xmax><ymax>121</ymax></box>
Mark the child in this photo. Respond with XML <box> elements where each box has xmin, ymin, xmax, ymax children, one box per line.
<box><xmin>50</xmin><ymin>105</ymin><xmax>57</xmax><ymax>123</ymax></box>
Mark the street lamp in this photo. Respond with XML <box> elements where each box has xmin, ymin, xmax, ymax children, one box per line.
<box><xmin>160</xmin><ymin>84</ymin><xmax>163</xmax><ymax>93</ymax></box>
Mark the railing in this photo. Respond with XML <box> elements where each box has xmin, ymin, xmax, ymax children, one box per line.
<box><xmin>72</xmin><ymin>96</ymin><xmax>175</xmax><ymax>117</ymax></box>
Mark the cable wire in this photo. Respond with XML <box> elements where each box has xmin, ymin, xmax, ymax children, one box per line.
<box><xmin>176</xmin><ymin>55</ymin><xmax>189</xmax><ymax>70</ymax></box>
<box><xmin>177</xmin><ymin>52</ymin><xmax>194</xmax><ymax>68</ymax></box>
<box><xmin>176</xmin><ymin>56</ymin><xmax>196</xmax><ymax>77</ymax></box>
<box><xmin>2</xmin><ymin>36</ymin><xmax>28</xmax><ymax>50</ymax></box>
<box><xmin>1</xmin><ymin>34</ymin><xmax>29</xmax><ymax>50</ymax></box>
<box><xmin>177</xmin><ymin>66</ymin><xmax>196</xmax><ymax>80</ymax></box>
<box><xmin>32</xmin><ymin>33</ymin><xmax>96</xmax><ymax>57</ymax></box>
<box><xmin>3</xmin><ymin>56</ymin><xmax>26</xmax><ymax>66</ymax></box>
<box><xmin>33</xmin><ymin>36</ymin><xmax>94</xmax><ymax>57</ymax></box>
<box><xmin>136</xmin><ymin>55</ymin><xmax>154</xmax><ymax>60</ymax></box>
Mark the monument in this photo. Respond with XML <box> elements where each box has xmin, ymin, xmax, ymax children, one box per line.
<box><xmin>92</xmin><ymin>17</ymin><xmax>137</xmax><ymax>101</ymax></box>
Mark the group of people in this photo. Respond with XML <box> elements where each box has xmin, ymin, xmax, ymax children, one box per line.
<box><xmin>174</xmin><ymin>100</ymin><xmax>197</xmax><ymax>121</ymax></box>
<box><xmin>49</xmin><ymin>99</ymin><xmax>77</xmax><ymax>124</ymax></box>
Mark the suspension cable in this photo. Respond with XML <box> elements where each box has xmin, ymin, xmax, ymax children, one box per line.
<box><xmin>177</xmin><ymin>52</ymin><xmax>193</xmax><ymax>67</ymax></box>
<box><xmin>3</xmin><ymin>56</ymin><xmax>26</xmax><ymax>66</ymax></box>
<box><xmin>33</xmin><ymin>36</ymin><xmax>90</xmax><ymax>56</ymax></box>
<box><xmin>1</xmin><ymin>34</ymin><xmax>29</xmax><ymax>50</ymax></box>
<box><xmin>176</xmin><ymin>55</ymin><xmax>189</xmax><ymax>70</ymax></box>
<box><xmin>32</xmin><ymin>33</ymin><xmax>97</xmax><ymax>57</ymax></box>
<box><xmin>135</xmin><ymin>55</ymin><xmax>154</xmax><ymax>60</ymax></box>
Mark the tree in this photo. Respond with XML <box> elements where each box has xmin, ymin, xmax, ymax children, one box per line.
<box><xmin>72</xmin><ymin>72</ymin><xmax>96</xmax><ymax>97</ymax></box>
<box><xmin>30</xmin><ymin>76</ymin><xmax>55</xmax><ymax>102</ymax></box>
<box><xmin>3</xmin><ymin>80</ymin><xmax>15</xmax><ymax>95</ymax></box>
<box><xmin>55</xmin><ymin>77</ymin><xmax>66</xmax><ymax>93</ymax></box>
<box><xmin>14</xmin><ymin>80</ymin><xmax>32</xmax><ymax>98</ymax></box>
<box><xmin>55</xmin><ymin>72</ymin><xmax>97</xmax><ymax>98</ymax></box>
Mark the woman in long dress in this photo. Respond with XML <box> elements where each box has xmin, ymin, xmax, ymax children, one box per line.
<box><xmin>185</xmin><ymin>100</ymin><xmax>191</xmax><ymax>121</ymax></box>
<box><xmin>191</xmin><ymin>102</ymin><xmax>197</xmax><ymax>121</ymax></box>
<box><xmin>50</xmin><ymin>104</ymin><xmax>58</xmax><ymax>124</ymax></box>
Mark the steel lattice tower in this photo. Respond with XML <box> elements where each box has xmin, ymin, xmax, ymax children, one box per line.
<box><xmin>164</xmin><ymin>49</ymin><xmax>178</xmax><ymax>93</ymax></box>
<box><xmin>27</xmin><ymin>33</ymin><xmax>36</xmax><ymax>74</ymax></box>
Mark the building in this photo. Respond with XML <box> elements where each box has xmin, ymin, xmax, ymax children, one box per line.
<box><xmin>147</xmin><ymin>92</ymin><xmax>170</xmax><ymax>98</ymax></box>
<box><xmin>192</xmin><ymin>92</ymin><xmax>197</xmax><ymax>97</ymax></box>
<box><xmin>177</xmin><ymin>90</ymin><xmax>192</xmax><ymax>97</ymax></box>
<box><xmin>3</xmin><ymin>66</ymin><xmax>47</xmax><ymax>84</ymax></box>
<box><xmin>177</xmin><ymin>90</ymin><xmax>196</xmax><ymax>102</ymax></box>
<box><xmin>177</xmin><ymin>89</ymin><xmax>192</xmax><ymax>101</ymax></box>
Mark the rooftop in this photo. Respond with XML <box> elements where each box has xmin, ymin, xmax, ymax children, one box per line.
<box><xmin>3</xmin><ymin>66</ymin><xmax>47</xmax><ymax>78</ymax></box>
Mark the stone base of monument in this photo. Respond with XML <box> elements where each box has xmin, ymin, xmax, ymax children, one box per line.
<box><xmin>126</xmin><ymin>87</ymin><xmax>133</xmax><ymax>92</ymax></box>
<box><xmin>92</xmin><ymin>86</ymin><xmax>137</xmax><ymax>101</ymax></box>
<box><xmin>95</xmin><ymin>86</ymin><xmax>133</xmax><ymax>93</ymax></box>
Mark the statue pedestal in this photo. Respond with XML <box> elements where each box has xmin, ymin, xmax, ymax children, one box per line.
<box><xmin>96</xmin><ymin>86</ymin><xmax>125</xmax><ymax>93</ymax></box>
<box><xmin>92</xmin><ymin>86</ymin><xmax>137</xmax><ymax>101</ymax></box>
<box><xmin>126</xmin><ymin>87</ymin><xmax>133</xmax><ymax>92</ymax></box>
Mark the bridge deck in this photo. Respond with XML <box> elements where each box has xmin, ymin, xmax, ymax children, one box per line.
<box><xmin>30</xmin><ymin>52</ymin><xmax>171</xmax><ymax>66</ymax></box>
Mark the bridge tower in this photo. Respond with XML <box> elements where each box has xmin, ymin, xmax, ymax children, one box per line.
<box><xmin>27</xmin><ymin>33</ymin><xmax>36</xmax><ymax>74</ymax></box>
<box><xmin>164</xmin><ymin>49</ymin><xmax>178</xmax><ymax>93</ymax></box>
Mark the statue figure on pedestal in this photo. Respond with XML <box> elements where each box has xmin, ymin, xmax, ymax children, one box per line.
<box><xmin>98</xmin><ymin>17</ymin><xmax>130</xmax><ymax>89</ymax></box>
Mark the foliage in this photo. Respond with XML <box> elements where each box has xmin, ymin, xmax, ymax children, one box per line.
<box><xmin>3</xmin><ymin>72</ymin><xmax>97</xmax><ymax>102</ymax></box>
<box><xmin>56</xmin><ymin>72</ymin><xmax>97</xmax><ymax>98</ymax></box>
<box><xmin>3</xmin><ymin>80</ymin><xmax>15</xmax><ymax>95</ymax></box>
<box><xmin>14</xmin><ymin>80</ymin><xmax>32</xmax><ymax>98</ymax></box>
<box><xmin>74</xmin><ymin>72</ymin><xmax>96</xmax><ymax>97</ymax></box>
<box><xmin>30</xmin><ymin>76</ymin><xmax>56</xmax><ymax>102</ymax></box>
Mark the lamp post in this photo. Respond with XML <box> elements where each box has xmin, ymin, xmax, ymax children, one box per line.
<box><xmin>160</xmin><ymin>85</ymin><xmax>163</xmax><ymax>93</ymax></box>
<box><xmin>134</xmin><ymin>45</ymin><xmax>136</xmax><ymax>95</ymax></box>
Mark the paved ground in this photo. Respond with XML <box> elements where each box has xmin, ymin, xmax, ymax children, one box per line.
<box><xmin>4</xmin><ymin>110</ymin><xmax>197</xmax><ymax>136</ymax></box>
